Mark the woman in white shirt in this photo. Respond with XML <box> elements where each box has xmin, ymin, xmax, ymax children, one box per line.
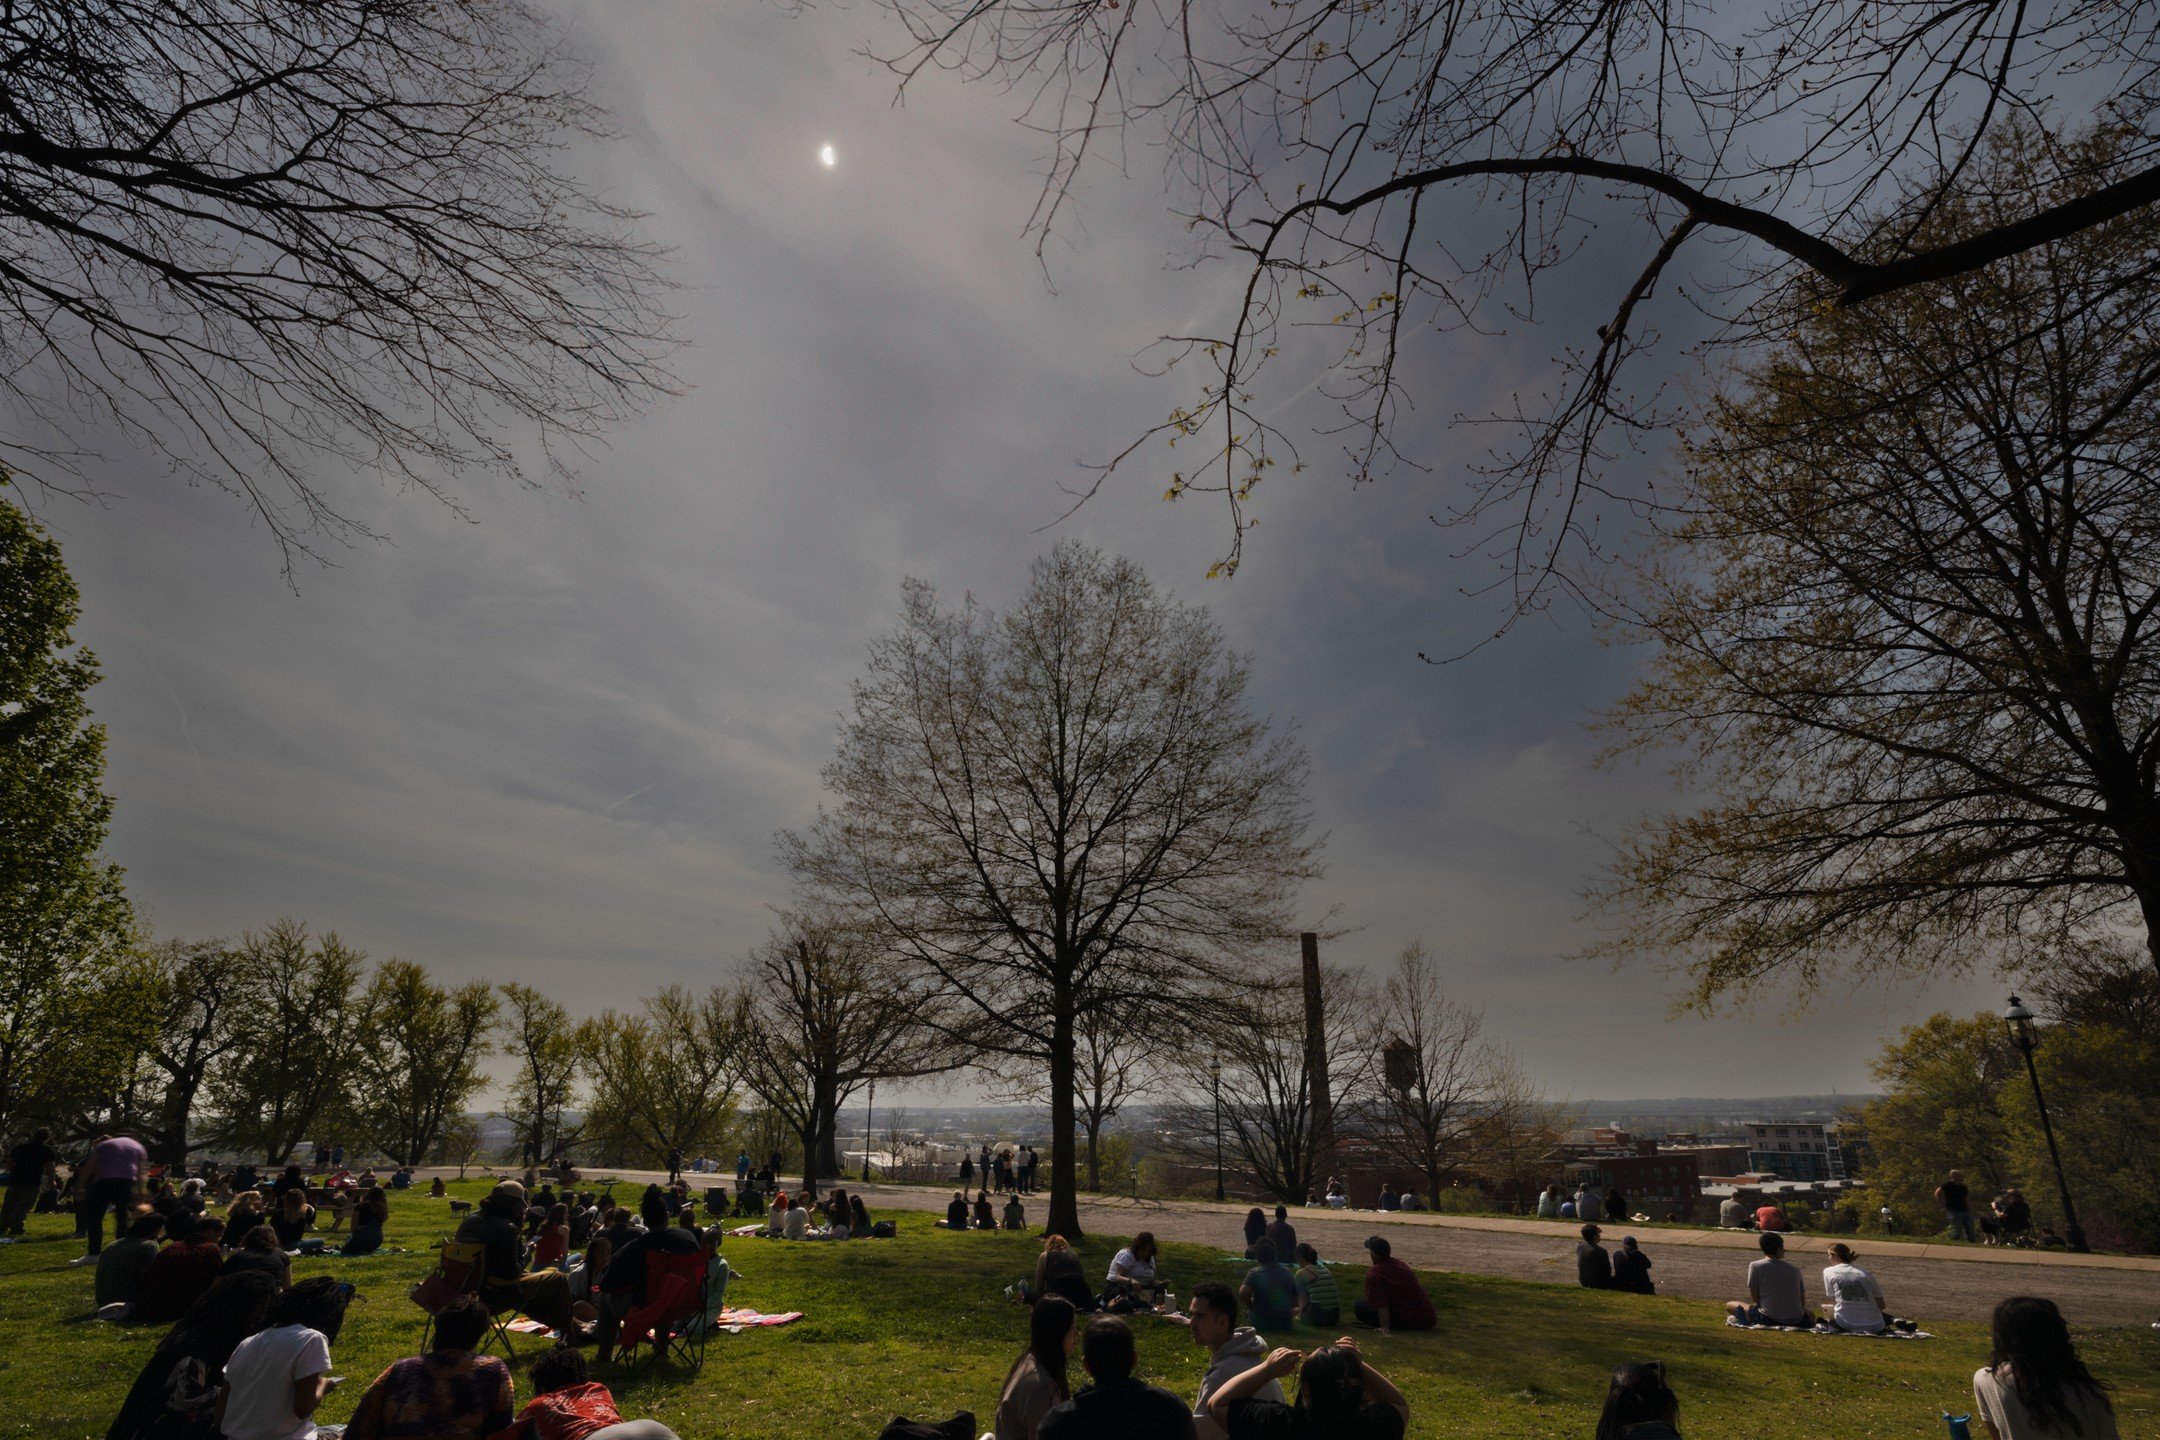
<box><xmin>1972</xmin><ymin>1296</ymin><xmax>2118</xmax><ymax>1440</ymax></box>
<box><xmin>1820</xmin><ymin>1243</ymin><xmax>1891</xmax><ymax>1334</ymax></box>
<box><xmin>215</xmin><ymin>1278</ymin><xmax>354</xmax><ymax>1440</ymax></box>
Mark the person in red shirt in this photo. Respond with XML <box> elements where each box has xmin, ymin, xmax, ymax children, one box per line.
<box><xmin>489</xmin><ymin>1346</ymin><xmax>679</xmax><ymax>1440</ymax></box>
<box><xmin>130</xmin><ymin>1215</ymin><xmax>229</xmax><ymax>1324</ymax></box>
<box><xmin>533</xmin><ymin>1205</ymin><xmax>570</xmax><ymax>1270</ymax></box>
<box><xmin>1754</xmin><ymin>1203</ymin><xmax>1790</xmax><ymax>1233</ymax></box>
<box><xmin>1352</xmin><ymin>1236</ymin><xmax>1435</xmax><ymax>1334</ymax></box>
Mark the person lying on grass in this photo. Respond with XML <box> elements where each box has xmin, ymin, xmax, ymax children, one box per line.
<box><xmin>1201</xmin><ymin>1336</ymin><xmax>1408</xmax><ymax>1440</ymax></box>
<box><xmin>488</xmin><ymin>1344</ymin><xmax>680</xmax><ymax>1440</ymax></box>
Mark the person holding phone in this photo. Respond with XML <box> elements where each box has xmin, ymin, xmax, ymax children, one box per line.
<box><xmin>215</xmin><ymin>1278</ymin><xmax>355</xmax><ymax>1440</ymax></box>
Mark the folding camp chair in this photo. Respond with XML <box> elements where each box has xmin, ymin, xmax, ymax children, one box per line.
<box><xmin>616</xmin><ymin>1242</ymin><xmax>716</xmax><ymax>1373</ymax></box>
<box><xmin>409</xmin><ymin>1240</ymin><xmax>520</xmax><ymax>1359</ymax></box>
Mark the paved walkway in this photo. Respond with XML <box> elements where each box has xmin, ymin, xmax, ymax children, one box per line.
<box><xmin>567</xmin><ymin>1170</ymin><xmax>2160</xmax><ymax>1328</ymax></box>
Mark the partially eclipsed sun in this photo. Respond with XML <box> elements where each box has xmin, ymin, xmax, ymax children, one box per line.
<box><xmin>819</xmin><ymin>144</ymin><xmax>837</xmax><ymax>169</ymax></box>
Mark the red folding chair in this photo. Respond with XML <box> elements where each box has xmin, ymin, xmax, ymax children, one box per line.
<box><xmin>409</xmin><ymin>1240</ymin><xmax>520</xmax><ymax>1359</ymax></box>
<box><xmin>616</xmin><ymin>1242</ymin><xmax>713</xmax><ymax>1372</ymax></box>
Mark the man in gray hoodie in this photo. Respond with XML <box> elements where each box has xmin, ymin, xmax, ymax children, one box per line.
<box><xmin>1178</xmin><ymin>1282</ymin><xmax>1284</xmax><ymax>1440</ymax></box>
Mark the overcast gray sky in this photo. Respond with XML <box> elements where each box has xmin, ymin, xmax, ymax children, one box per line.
<box><xmin>34</xmin><ymin>0</ymin><xmax>2007</xmax><ymax>1109</ymax></box>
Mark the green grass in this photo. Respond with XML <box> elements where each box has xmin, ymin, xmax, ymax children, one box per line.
<box><xmin>2</xmin><ymin>1180</ymin><xmax>2154</xmax><ymax>1439</ymax></box>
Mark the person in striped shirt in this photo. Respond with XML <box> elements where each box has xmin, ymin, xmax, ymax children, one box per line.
<box><xmin>1291</xmin><ymin>1245</ymin><xmax>1339</xmax><ymax>1327</ymax></box>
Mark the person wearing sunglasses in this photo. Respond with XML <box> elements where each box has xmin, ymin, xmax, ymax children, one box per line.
<box><xmin>1593</xmin><ymin>1362</ymin><xmax>1679</xmax><ymax>1440</ymax></box>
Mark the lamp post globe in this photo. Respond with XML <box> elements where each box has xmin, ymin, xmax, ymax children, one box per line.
<box><xmin>2002</xmin><ymin>994</ymin><xmax>2088</xmax><ymax>1254</ymax></box>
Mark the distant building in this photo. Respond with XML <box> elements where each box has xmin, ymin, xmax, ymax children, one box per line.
<box><xmin>1744</xmin><ymin>1121</ymin><xmax>1850</xmax><ymax>1182</ymax></box>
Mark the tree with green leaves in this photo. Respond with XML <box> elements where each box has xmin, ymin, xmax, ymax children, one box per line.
<box><xmin>579</xmin><ymin>986</ymin><xmax>740</xmax><ymax>1169</ymax></box>
<box><xmin>498</xmin><ymin>982</ymin><xmax>585</xmax><ymax>1167</ymax></box>
<box><xmin>344</xmin><ymin>960</ymin><xmax>497</xmax><ymax>1166</ymax></box>
<box><xmin>0</xmin><ymin>493</ymin><xmax>136</xmax><ymax>1138</ymax></box>
<box><xmin>209</xmin><ymin>920</ymin><xmax>365</xmax><ymax>1164</ymax></box>
<box><xmin>786</xmin><ymin>542</ymin><xmax>1321</xmax><ymax>1238</ymax></box>
<box><xmin>137</xmin><ymin>938</ymin><xmax>252</xmax><ymax>1165</ymax></box>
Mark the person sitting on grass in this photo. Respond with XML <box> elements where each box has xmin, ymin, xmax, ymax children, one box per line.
<box><xmin>344</xmin><ymin>1186</ymin><xmax>390</xmax><ymax>1257</ymax></box>
<box><xmin>108</xmin><ymin>1270</ymin><xmax>281</xmax><ymax>1440</ymax></box>
<box><xmin>1016</xmin><ymin>1234</ymin><xmax>1096</xmax><ymax>1310</ymax></box>
<box><xmin>823</xmin><ymin>1188</ymin><xmax>852</xmax><ymax>1240</ymax></box>
<box><xmin>1820</xmin><ymin>1243</ymin><xmax>1905</xmax><ymax>1335</ymax></box>
<box><xmin>222</xmin><ymin>1190</ymin><xmax>270</xmax><ymax>1250</ymax></box>
<box><xmin>975</xmin><ymin>1190</ymin><xmax>998</xmax><ymax>1230</ymax></box>
<box><xmin>534</xmin><ymin>1204</ymin><xmax>571</xmax><ymax>1268</ymax></box>
<box><xmin>215</xmin><ymin>1277</ymin><xmax>355</xmax><ymax>1440</ymax></box>
<box><xmin>1723</xmin><ymin>1232</ymin><xmax>1811</xmax><ymax>1329</ymax></box>
<box><xmin>223</xmin><ymin>1225</ymin><xmax>295</xmax><ymax>1290</ymax></box>
<box><xmin>1101</xmin><ymin>1232</ymin><xmax>1164</xmax><ymax>1311</ymax></box>
<box><xmin>345</xmin><ymin>1295</ymin><xmax>513</xmax><ymax>1440</ymax></box>
<box><xmin>1291</xmin><ymin>1245</ymin><xmax>1339</xmax><ymax>1328</ymax></box>
<box><xmin>783</xmin><ymin>1194</ymin><xmax>810</xmax><ymax>1241</ymax></box>
<box><xmin>491</xmin><ymin>1343</ymin><xmax>682</xmax><ymax>1440</ymax></box>
<box><xmin>1612</xmin><ymin>1237</ymin><xmax>1654</xmax><ymax>1295</ymax></box>
<box><xmin>1753</xmin><ymin>1201</ymin><xmax>1790</xmax><ymax>1233</ymax></box>
<box><xmin>270</xmin><ymin>1189</ymin><xmax>316</xmax><ymax>1250</ymax></box>
<box><xmin>130</xmin><ymin>1214</ymin><xmax>232</xmax><ymax>1322</ymax></box>
<box><xmin>1242</xmin><ymin>1209</ymin><xmax>1268</xmax><ymax>1259</ymax></box>
<box><xmin>431</xmin><ymin>1176</ymin><xmax>449</xmax><ymax>1199</ymax></box>
<box><xmin>1351</xmin><ymin>1237</ymin><xmax>1433</xmax><ymax>1334</ymax></box>
<box><xmin>96</xmin><ymin>1210</ymin><xmax>166</xmax><ymax>1311</ymax></box>
<box><xmin>851</xmin><ymin>1194</ymin><xmax>873</xmax><ymax>1238</ymax></box>
<box><xmin>1004</xmin><ymin>1193</ymin><xmax>1027</xmax><ymax>1231</ymax></box>
<box><xmin>1265</xmin><ymin>1207</ymin><xmax>1297</xmax><ymax>1260</ymax></box>
<box><xmin>1202</xmin><ymin>1336</ymin><xmax>1409</xmax><ymax>1440</ymax></box>
<box><xmin>1240</xmin><ymin>1241</ymin><xmax>1298</xmax><ymax>1331</ymax></box>
<box><xmin>1037</xmin><ymin>1316</ymin><xmax>1196</xmax><ymax>1440</ymax></box>
<box><xmin>1173</xmin><ymin>1282</ymin><xmax>1282</xmax><ymax>1440</ymax></box>
<box><xmin>1576</xmin><ymin>1224</ymin><xmax>1614</xmax><ymax>1290</ymax></box>
<box><xmin>1717</xmin><ymin>1194</ymin><xmax>1750</xmax><ymax>1229</ymax></box>
<box><xmin>946</xmin><ymin>1192</ymin><xmax>971</xmax><ymax>1231</ymax></box>
<box><xmin>996</xmin><ymin>1295</ymin><xmax>1078</xmax><ymax>1440</ymax></box>
<box><xmin>1593</xmin><ymin>1361</ymin><xmax>1680</xmax><ymax>1440</ymax></box>
<box><xmin>457</xmin><ymin>1181</ymin><xmax>582</xmax><ymax>1339</ymax></box>
<box><xmin>767</xmin><ymin>1190</ymin><xmax>792</xmax><ymax>1237</ymax></box>
<box><xmin>1972</xmin><ymin>1295</ymin><xmax>2118</xmax><ymax>1440</ymax></box>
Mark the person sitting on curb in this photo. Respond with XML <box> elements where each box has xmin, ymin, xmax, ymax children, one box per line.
<box><xmin>1612</xmin><ymin>1236</ymin><xmax>1654</xmax><ymax>1295</ymax></box>
<box><xmin>1351</xmin><ymin>1237</ymin><xmax>1434</xmax><ymax>1334</ymax></box>
<box><xmin>1575</xmin><ymin>1224</ymin><xmax>1614</xmax><ymax>1290</ymax></box>
<box><xmin>1163</xmin><ymin>1282</ymin><xmax>1282</xmax><ymax>1440</ymax></box>
<box><xmin>1037</xmin><ymin>1316</ymin><xmax>1195</xmax><ymax>1440</ymax></box>
<box><xmin>1724</xmin><ymin>1232</ymin><xmax>1813</xmax><ymax>1328</ymax></box>
<box><xmin>1203</xmin><ymin>1336</ymin><xmax>1410</xmax><ymax>1440</ymax></box>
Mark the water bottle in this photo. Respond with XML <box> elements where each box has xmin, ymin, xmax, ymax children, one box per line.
<box><xmin>1944</xmin><ymin>1415</ymin><xmax>1972</xmax><ymax>1440</ymax></box>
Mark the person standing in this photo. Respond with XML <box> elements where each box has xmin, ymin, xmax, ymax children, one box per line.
<box><xmin>735</xmin><ymin>1151</ymin><xmax>751</xmax><ymax>1185</ymax></box>
<box><xmin>1937</xmin><ymin>1169</ymin><xmax>1978</xmax><ymax>1242</ymax></box>
<box><xmin>666</xmin><ymin>1147</ymin><xmax>684</xmax><ymax>1185</ymax></box>
<box><xmin>2</xmin><ymin>1128</ymin><xmax>58</xmax><ymax>1237</ymax></box>
<box><xmin>72</xmin><ymin>1131</ymin><xmax>146</xmax><ymax>1262</ymax></box>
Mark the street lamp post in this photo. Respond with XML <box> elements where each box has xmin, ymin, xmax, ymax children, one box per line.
<box><xmin>1210</xmin><ymin>1058</ymin><xmax>1225</xmax><ymax>1202</ymax></box>
<box><xmin>862</xmin><ymin>1081</ymin><xmax>876</xmax><ymax>1184</ymax></box>
<box><xmin>2002</xmin><ymin>995</ymin><xmax>2088</xmax><ymax>1254</ymax></box>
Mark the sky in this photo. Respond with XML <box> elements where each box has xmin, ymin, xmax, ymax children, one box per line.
<box><xmin>30</xmin><ymin>0</ymin><xmax>2013</xmax><ymax>1110</ymax></box>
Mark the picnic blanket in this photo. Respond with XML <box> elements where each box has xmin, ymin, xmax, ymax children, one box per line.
<box><xmin>1726</xmin><ymin>1317</ymin><xmax>1933</xmax><ymax>1340</ymax></box>
<box><xmin>716</xmin><ymin>1307</ymin><xmax>802</xmax><ymax>1328</ymax></box>
<box><xmin>504</xmin><ymin>1317</ymin><xmax>560</xmax><ymax>1336</ymax></box>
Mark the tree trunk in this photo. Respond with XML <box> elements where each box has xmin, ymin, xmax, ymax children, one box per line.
<box><xmin>1047</xmin><ymin>996</ymin><xmax>1082</xmax><ymax>1237</ymax></box>
<box><xmin>1084</xmin><ymin>1114</ymin><xmax>1101</xmax><ymax>1192</ymax></box>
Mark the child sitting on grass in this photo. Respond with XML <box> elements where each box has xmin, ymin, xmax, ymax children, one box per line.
<box><xmin>488</xmin><ymin>1345</ymin><xmax>680</xmax><ymax>1440</ymax></box>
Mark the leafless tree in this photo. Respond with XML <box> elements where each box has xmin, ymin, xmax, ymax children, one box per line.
<box><xmin>1596</xmin><ymin>124</ymin><xmax>2160</xmax><ymax>999</ymax></box>
<box><xmin>733</xmin><ymin>911</ymin><xmax>958</xmax><ymax>1198</ymax></box>
<box><xmin>1462</xmin><ymin>1045</ymin><xmax>1570</xmax><ymax>1213</ymax></box>
<box><xmin>876</xmin><ymin>0</ymin><xmax>2160</xmax><ymax>633</ymax></box>
<box><xmin>784</xmin><ymin>542</ymin><xmax>1322</xmax><ymax>1236</ymax></box>
<box><xmin>1163</xmin><ymin>965</ymin><xmax>1370</xmax><ymax>1204</ymax></box>
<box><xmin>1354</xmin><ymin>942</ymin><xmax>1488</xmax><ymax>1204</ymax></box>
<box><xmin>0</xmin><ymin>1</ymin><xmax>674</xmax><ymax>561</ymax></box>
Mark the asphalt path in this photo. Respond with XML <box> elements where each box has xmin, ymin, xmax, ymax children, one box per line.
<box><xmin>568</xmin><ymin>1170</ymin><xmax>2160</xmax><ymax>1328</ymax></box>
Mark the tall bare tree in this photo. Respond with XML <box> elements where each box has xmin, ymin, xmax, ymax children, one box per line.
<box><xmin>1164</xmin><ymin>965</ymin><xmax>1370</xmax><ymax>1204</ymax></box>
<box><xmin>1356</xmin><ymin>942</ymin><xmax>1488</xmax><ymax>1205</ymax></box>
<box><xmin>579</xmin><ymin>985</ymin><xmax>740</xmax><ymax>1169</ymax></box>
<box><xmin>785</xmin><ymin>543</ymin><xmax>1322</xmax><ymax>1236</ymax></box>
<box><xmin>982</xmin><ymin>1004</ymin><xmax>1159</xmax><ymax>1190</ymax></box>
<box><xmin>1598</xmin><ymin>125</ymin><xmax>2160</xmax><ymax>1000</ymax></box>
<box><xmin>734</xmin><ymin>912</ymin><xmax>956</xmax><ymax>1198</ymax></box>
<box><xmin>0</xmin><ymin>1</ymin><xmax>673</xmax><ymax>558</ymax></box>
<box><xmin>344</xmin><ymin>960</ymin><xmax>497</xmax><ymax>1166</ymax></box>
<box><xmin>875</xmin><ymin>2</ymin><xmax>2160</xmax><ymax>626</ymax></box>
<box><xmin>1462</xmin><ymin>1045</ymin><xmax>1569</xmax><ymax>1214</ymax></box>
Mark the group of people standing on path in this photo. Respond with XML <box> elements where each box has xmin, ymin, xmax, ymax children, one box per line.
<box><xmin>960</xmin><ymin>1143</ymin><xmax>1041</xmax><ymax>1195</ymax></box>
